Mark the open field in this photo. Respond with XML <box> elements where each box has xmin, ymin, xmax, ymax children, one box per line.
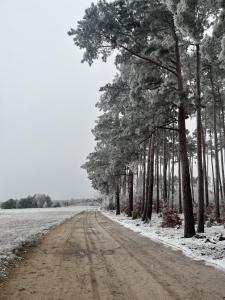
<box><xmin>0</xmin><ymin>206</ymin><xmax>88</xmax><ymax>277</ymax></box>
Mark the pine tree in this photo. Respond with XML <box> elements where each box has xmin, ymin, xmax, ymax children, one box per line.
<box><xmin>71</xmin><ymin>0</ymin><xmax>225</xmax><ymax>236</ymax></box>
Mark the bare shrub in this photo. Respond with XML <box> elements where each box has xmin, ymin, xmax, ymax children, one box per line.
<box><xmin>120</xmin><ymin>201</ymin><xmax>129</xmax><ymax>215</ymax></box>
<box><xmin>161</xmin><ymin>208</ymin><xmax>182</xmax><ymax>228</ymax></box>
<box><xmin>204</xmin><ymin>204</ymin><xmax>225</xmax><ymax>224</ymax></box>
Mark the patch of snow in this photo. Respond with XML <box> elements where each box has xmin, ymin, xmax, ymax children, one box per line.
<box><xmin>0</xmin><ymin>206</ymin><xmax>88</xmax><ymax>278</ymax></box>
<box><xmin>102</xmin><ymin>210</ymin><xmax>225</xmax><ymax>273</ymax></box>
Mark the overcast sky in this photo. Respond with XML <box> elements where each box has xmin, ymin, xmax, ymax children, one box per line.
<box><xmin>0</xmin><ymin>0</ymin><xmax>116</xmax><ymax>201</ymax></box>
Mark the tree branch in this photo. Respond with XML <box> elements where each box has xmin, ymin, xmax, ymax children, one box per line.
<box><xmin>156</xmin><ymin>126</ymin><xmax>179</xmax><ymax>131</ymax></box>
<box><xmin>120</xmin><ymin>45</ymin><xmax>178</xmax><ymax>77</ymax></box>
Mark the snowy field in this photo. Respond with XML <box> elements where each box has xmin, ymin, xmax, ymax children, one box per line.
<box><xmin>0</xmin><ymin>206</ymin><xmax>88</xmax><ymax>277</ymax></box>
<box><xmin>103</xmin><ymin>210</ymin><xmax>225</xmax><ymax>272</ymax></box>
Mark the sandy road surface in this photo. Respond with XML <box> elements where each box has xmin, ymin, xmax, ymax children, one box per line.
<box><xmin>1</xmin><ymin>210</ymin><xmax>225</xmax><ymax>300</ymax></box>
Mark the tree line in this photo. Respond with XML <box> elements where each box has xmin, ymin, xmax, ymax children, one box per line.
<box><xmin>1</xmin><ymin>194</ymin><xmax>55</xmax><ymax>209</ymax></box>
<box><xmin>69</xmin><ymin>0</ymin><xmax>225</xmax><ymax>237</ymax></box>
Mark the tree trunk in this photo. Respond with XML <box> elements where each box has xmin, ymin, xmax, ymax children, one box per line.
<box><xmin>156</xmin><ymin>139</ymin><xmax>160</xmax><ymax>213</ymax></box>
<box><xmin>196</xmin><ymin>44</ymin><xmax>204</xmax><ymax>233</ymax></box>
<box><xmin>178</xmin><ymin>107</ymin><xmax>195</xmax><ymax>237</ymax></box>
<box><xmin>128</xmin><ymin>170</ymin><xmax>133</xmax><ymax>217</ymax></box>
<box><xmin>145</xmin><ymin>133</ymin><xmax>155</xmax><ymax>221</ymax></box>
<box><xmin>142</xmin><ymin>143</ymin><xmax>146</xmax><ymax>213</ymax></box>
<box><xmin>163</xmin><ymin>131</ymin><xmax>168</xmax><ymax>205</ymax></box>
<box><xmin>218</xmin><ymin>167</ymin><xmax>224</xmax><ymax>203</ymax></box>
<box><xmin>136</xmin><ymin>166</ymin><xmax>139</xmax><ymax>196</ymax></box>
<box><xmin>218</xmin><ymin>87</ymin><xmax>225</xmax><ymax>198</ymax></box>
<box><xmin>210</xmin><ymin>68</ymin><xmax>220</xmax><ymax>219</ymax></box>
<box><xmin>210</xmin><ymin>131</ymin><xmax>216</xmax><ymax>200</ymax></box>
<box><xmin>178</xmin><ymin>150</ymin><xmax>182</xmax><ymax>213</ymax></box>
<box><xmin>219</xmin><ymin>126</ymin><xmax>225</xmax><ymax>200</ymax></box>
<box><xmin>190</xmin><ymin>156</ymin><xmax>195</xmax><ymax>205</ymax></box>
<box><xmin>116</xmin><ymin>182</ymin><xmax>120</xmax><ymax>215</ymax></box>
<box><xmin>142</xmin><ymin>137</ymin><xmax>151</xmax><ymax>221</ymax></box>
<box><xmin>218</xmin><ymin>91</ymin><xmax>225</xmax><ymax>140</ymax></box>
<box><xmin>202</xmin><ymin>127</ymin><xmax>209</xmax><ymax>208</ymax></box>
<box><xmin>167</xmin><ymin>158</ymin><xmax>171</xmax><ymax>206</ymax></box>
<box><xmin>160</xmin><ymin>156</ymin><xmax>163</xmax><ymax>199</ymax></box>
<box><xmin>122</xmin><ymin>174</ymin><xmax>127</xmax><ymax>199</ymax></box>
<box><xmin>171</xmin><ymin>128</ymin><xmax>175</xmax><ymax>209</ymax></box>
<box><xmin>175</xmin><ymin>34</ymin><xmax>195</xmax><ymax>237</ymax></box>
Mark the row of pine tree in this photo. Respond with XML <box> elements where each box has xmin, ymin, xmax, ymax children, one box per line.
<box><xmin>69</xmin><ymin>0</ymin><xmax>225</xmax><ymax>237</ymax></box>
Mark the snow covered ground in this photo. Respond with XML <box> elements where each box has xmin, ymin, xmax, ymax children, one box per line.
<box><xmin>102</xmin><ymin>210</ymin><xmax>225</xmax><ymax>272</ymax></box>
<box><xmin>0</xmin><ymin>206</ymin><xmax>87</xmax><ymax>278</ymax></box>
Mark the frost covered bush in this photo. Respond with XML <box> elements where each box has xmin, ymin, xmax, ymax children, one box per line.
<box><xmin>192</xmin><ymin>204</ymin><xmax>225</xmax><ymax>224</ymax></box>
<box><xmin>120</xmin><ymin>201</ymin><xmax>129</xmax><ymax>215</ymax></box>
<box><xmin>161</xmin><ymin>208</ymin><xmax>182</xmax><ymax>228</ymax></box>
<box><xmin>193</xmin><ymin>208</ymin><xmax>209</xmax><ymax>224</ymax></box>
<box><xmin>203</xmin><ymin>204</ymin><xmax>225</xmax><ymax>224</ymax></box>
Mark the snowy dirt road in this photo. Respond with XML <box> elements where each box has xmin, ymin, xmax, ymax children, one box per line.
<box><xmin>1</xmin><ymin>211</ymin><xmax>225</xmax><ymax>300</ymax></box>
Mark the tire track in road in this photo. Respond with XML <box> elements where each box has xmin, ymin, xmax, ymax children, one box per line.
<box><xmin>85</xmin><ymin>212</ymin><xmax>136</xmax><ymax>300</ymax></box>
<box><xmin>95</xmin><ymin>211</ymin><xmax>225</xmax><ymax>300</ymax></box>
<box><xmin>82</xmin><ymin>212</ymin><xmax>101</xmax><ymax>300</ymax></box>
<box><xmin>94</xmin><ymin>212</ymin><xmax>180</xmax><ymax>300</ymax></box>
<box><xmin>44</xmin><ymin>214</ymin><xmax>82</xmax><ymax>296</ymax></box>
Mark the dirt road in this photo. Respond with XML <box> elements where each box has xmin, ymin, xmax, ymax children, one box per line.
<box><xmin>1</xmin><ymin>210</ymin><xmax>225</xmax><ymax>300</ymax></box>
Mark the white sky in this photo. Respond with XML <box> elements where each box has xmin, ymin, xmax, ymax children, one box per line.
<box><xmin>0</xmin><ymin>0</ymin><xmax>116</xmax><ymax>201</ymax></box>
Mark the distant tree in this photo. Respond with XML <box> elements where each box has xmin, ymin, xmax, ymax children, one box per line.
<box><xmin>1</xmin><ymin>199</ymin><xmax>17</xmax><ymax>209</ymax></box>
<box><xmin>45</xmin><ymin>196</ymin><xmax>52</xmax><ymax>207</ymax></box>
<box><xmin>34</xmin><ymin>194</ymin><xmax>52</xmax><ymax>208</ymax></box>
<box><xmin>2</xmin><ymin>194</ymin><xmax>53</xmax><ymax>209</ymax></box>
<box><xmin>17</xmin><ymin>196</ymin><xmax>34</xmax><ymax>209</ymax></box>
<box><xmin>52</xmin><ymin>201</ymin><xmax>61</xmax><ymax>208</ymax></box>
